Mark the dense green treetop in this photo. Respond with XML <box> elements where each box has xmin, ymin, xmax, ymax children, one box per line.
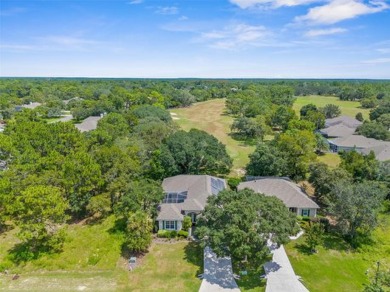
<box><xmin>196</xmin><ymin>189</ymin><xmax>297</xmax><ymax>269</ymax></box>
<box><xmin>329</xmin><ymin>181</ymin><xmax>387</xmax><ymax>245</ymax></box>
<box><xmin>153</xmin><ymin>129</ymin><xmax>232</xmax><ymax>178</ymax></box>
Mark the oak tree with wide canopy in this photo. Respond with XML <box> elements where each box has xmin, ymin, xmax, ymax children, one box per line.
<box><xmin>196</xmin><ymin>189</ymin><xmax>297</xmax><ymax>269</ymax></box>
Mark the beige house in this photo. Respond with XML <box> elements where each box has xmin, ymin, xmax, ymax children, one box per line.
<box><xmin>238</xmin><ymin>177</ymin><xmax>319</xmax><ymax>217</ymax></box>
<box><xmin>157</xmin><ymin>175</ymin><xmax>227</xmax><ymax>231</ymax></box>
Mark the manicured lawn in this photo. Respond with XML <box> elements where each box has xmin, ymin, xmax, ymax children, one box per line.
<box><xmin>170</xmin><ymin>99</ymin><xmax>255</xmax><ymax>176</ymax></box>
<box><xmin>293</xmin><ymin>95</ymin><xmax>370</xmax><ymax>119</ymax></box>
<box><xmin>317</xmin><ymin>153</ymin><xmax>341</xmax><ymax>168</ymax></box>
<box><xmin>285</xmin><ymin>213</ymin><xmax>390</xmax><ymax>292</ymax></box>
<box><xmin>124</xmin><ymin>241</ymin><xmax>203</xmax><ymax>292</ymax></box>
<box><xmin>0</xmin><ymin>217</ymin><xmax>203</xmax><ymax>291</ymax></box>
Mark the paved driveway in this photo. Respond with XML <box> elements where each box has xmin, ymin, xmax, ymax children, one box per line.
<box><xmin>199</xmin><ymin>247</ymin><xmax>240</xmax><ymax>292</ymax></box>
<box><xmin>264</xmin><ymin>245</ymin><xmax>309</xmax><ymax>292</ymax></box>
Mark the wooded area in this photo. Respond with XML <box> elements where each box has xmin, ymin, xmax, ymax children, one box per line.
<box><xmin>0</xmin><ymin>78</ymin><xmax>389</xmax><ymax>291</ymax></box>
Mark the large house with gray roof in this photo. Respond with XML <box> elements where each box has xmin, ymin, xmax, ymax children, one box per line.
<box><xmin>75</xmin><ymin>116</ymin><xmax>103</xmax><ymax>132</ymax></box>
<box><xmin>319</xmin><ymin>116</ymin><xmax>390</xmax><ymax>161</ymax></box>
<box><xmin>325</xmin><ymin>115</ymin><xmax>362</xmax><ymax>129</ymax></box>
<box><xmin>319</xmin><ymin>123</ymin><xmax>357</xmax><ymax>138</ymax></box>
<box><xmin>157</xmin><ymin>175</ymin><xmax>226</xmax><ymax>231</ymax></box>
<box><xmin>319</xmin><ymin>115</ymin><xmax>361</xmax><ymax>139</ymax></box>
<box><xmin>328</xmin><ymin>135</ymin><xmax>390</xmax><ymax>153</ymax></box>
<box><xmin>238</xmin><ymin>177</ymin><xmax>319</xmax><ymax>217</ymax></box>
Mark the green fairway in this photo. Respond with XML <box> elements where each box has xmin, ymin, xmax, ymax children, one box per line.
<box><xmin>317</xmin><ymin>153</ymin><xmax>341</xmax><ymax>168</ymax></box>
<box><xmin>285</xmin><ymin>213</ymin><xmax>390</xmax><ymax>292</ymax></box>
<box><xmin>170</xmin><ymin>99</ymin><xmax>255</xmax><ymax>176</ymax></box>
<box><xmin>0</xmin><ymin>218</ymin><xmax>203</xmax><ymax>291</ymax></box>
<box><xmin>293</xmin><ymin>95</ymin><xmax>370</xmax><ymax>119</ymax></box>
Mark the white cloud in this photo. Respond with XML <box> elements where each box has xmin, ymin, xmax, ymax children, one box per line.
<box><xmin>0</xmin><ymin>7</ymin><xmax>26</xmax><ymax>16</ymax></box>
<box><xmin>37</xmin><ymin>36</ymin><xmax>99</xmax><ymax>47</ymax></box>
<box><xmin>230</xmin><ymin>0</ymin><xmax>321</xmax><ymax>9</ymax></box>
<box><xmin>1</xmin><ymin>35</ymin><xmax>105</xmax><ymax>53</ymax></box>
<box><xmin>0</xmin><ymin>44</ymin><xmax>36</xmax><ymax>51</ymax></box>
<box><xmin>128</xmin><ymin>0</ymin><xmax>143</xmax><ymax>4</ymax></box>
<box><xmin>376</xmin><ymin>48</ymin><xmax>390</xmax><ymax>54</ymax></box>
<box><xmin>362</xmin><ymin>57</ymin><xmax>390</xmax><ymax>64</ymax></box>
<box><xmin>179</xmin><ymin>16</ymin><xmax>189</xmax><ymax>21</ymax></box>
<box><xmin>305</xmin><ymin>27</ymin><xmax>347</xmax><ymax>37</ymax></box>
<box><xmin>295</xmin><ymin>0</ymin><xmax>389</xmax><ymax>25</ymax></box>
<box><xmin>155</xmin><ymin>6</ymin><xmax>178</xmax><ymax>15</ymax></box>
<box><xmin>200</xmin><ymin>23</ymin><xmax>271</xmax><ymax>49</ymax></box>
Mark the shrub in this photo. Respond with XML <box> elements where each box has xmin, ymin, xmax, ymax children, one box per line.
<box><xmin>157</xmin><ymin>230</ymin><xmax>178</xmax><ymax>239</ymax></box>
<box><xmin>157</xmin><ymin>230</ymin><xmax>169</xmax><ymax>238</ymax></box>
<box><xmin>182</xmin><ymin>216</ymin><xmax>192</xmax><ymax>230</ymax></box>
<box><xmin>0</xmin><ymin>260</ymin><xmax>13</xmax><ymax>272</ymax></box>
<box><xmin>178</xmin><ymin>230</ymin><xmax>189</xmax><ymax>238</ymax></box>
<box><xmin>228</xmin><ymin>177</ymin><xmax>241</xmax><ymax>191</ymax></box>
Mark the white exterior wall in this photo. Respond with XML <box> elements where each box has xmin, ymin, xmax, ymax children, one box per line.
<box><xmin>297</xmin><ymin>208</ymin><xmax>317</xmax><ymax>217</ymax></box>
<box><xmin>158</xmin><ymin>220</ymin><xmax>183</xmax><ymax>231</ymax></box>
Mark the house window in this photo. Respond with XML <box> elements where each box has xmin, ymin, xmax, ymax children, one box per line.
<box><xmin>211</xmin><ymin>178</ymin><xmax>225</xmax><ymax>195</ymax></box>
<box><xmin>301</xmin><ymin>209</ymin><xmax>310</xmax><ymax>217</ymax></box>
<box><xmin>164</xmin><ymin>221</ymin><xmax>176</xmax><ymax>230</ymax></box>
<box><xmin>289</xmin><ymin>207</ymin><xmax>297</xmax><ymax>214</ymax></box>
<box><xmin>162</xmin><ymin>192</ymin><xmax>188</xmax><ymax>203</ymax></box>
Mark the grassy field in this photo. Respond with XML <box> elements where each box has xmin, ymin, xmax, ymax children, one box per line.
<box><xmin>0</xmin><ymin>217</ymin><xmax>203</xmax><ymax>291</ymax></box>
<box><xmin>124</xmin><ymin>241</ymin><xmax>202</xmax><ymax>292</ymax></box>
<box><xmin>285</xmin><ymin>213</ymin><xmax>390</xmax><ymax>292</ymax></box>
<box><xmin>170</xmin><ymin>96</ymin><xmax>369</xmax><ymax>173</ymax></box>
<box><xmin>317</xmin><ymin>153</ymin><xmax>341</xmax><ymax>168</ymax></box>
<box><xmin>170</xmin><ymin>99</ymin><xmax>255</xmax><ymax>176</ymax></box>
<box><xmin>293</xmin><ymin>95</ymin><xmax>370</xmax><ymax>119</ymax></box>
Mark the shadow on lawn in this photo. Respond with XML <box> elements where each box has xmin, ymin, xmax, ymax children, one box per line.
<box><xmin>228</xmin><ymin>133</ymin><xmax>258</xmax><ymax>146</ymax></box>
<box><xmin>183</xmin><ymin>241</ymin><xmax>203</xmax><ymax>278</ymax></box>
<box><xmin>0</xmin><ymin>223</ymin><xmax>13</xmax><ymax>238</ymax></box>
<box><xmin>295</xmin><ymin>233</ymin><xmax>358</xmax><ymax>256</ymax></box>
<box><xmin>233</xmin><ymin>261</ymin><xmax>268</xmax><ymax>291</ymax></box>
<box><xmin>236</xmin><ymin>274</ymin><xmax>267</xmax><ymax>291</ymax></box>
<box><xmin>7</xmin><ymin>239</ymin><xmax>63</xmax><ymax>264</ymax></box>
<box><xmin>294</xmin><ymin>243</ymin><xmax>314</xmax><ymax>255</ymax></box>
<box><xmin>322</xmin><ymin>233</ymin><xmax>355</xmax><ymax>251</ymax></box>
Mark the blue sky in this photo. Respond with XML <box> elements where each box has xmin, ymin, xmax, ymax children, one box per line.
<box><xmin>1</xmin><ymin>0</ymin><xmax>389</xmax><ymax>78</ymax></box>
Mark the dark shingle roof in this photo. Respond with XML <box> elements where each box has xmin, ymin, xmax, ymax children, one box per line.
<box><xmin>238</xmin><ymin>177</ymin><xmax>319</xmax><ymax>209</ymax></box>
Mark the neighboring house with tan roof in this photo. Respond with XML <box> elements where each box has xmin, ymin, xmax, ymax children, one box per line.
<box><xmin>319</xmin><ymin>116</ymin><xmax>390</xmax><ymax>161</ymax></box>
<box><xmin>319</xmin><ymin>116</ymin><xmax>361</xmax><ymax>139</ymax></box>
<box><xmin>319</xmin><ymin>123</ymin><xmax>357</xmax><ymax>138</ymax></box>
<box><xmin>328</xmin><ymin>135</ymin><xmax>390</xmax><ymax>153</ymax></box>
<box><xmin>360</xmin><ymin>144</ymin><xmax>390</xmax><ymax>161</ymax></box>
<box><xmin>325</xmin><ymin>115</ymin><xmax>362</xmax><ymax>129</ymax></box>
<box><xmin>238</xmin><ymin>177</ymin><xmax>319</xmax><ymax>217</ymax></box>
<box><xmin>157</xmin><ymin>175</ymin><xmax>226</xmax><ymax>231</ymax></box>
<box><xmin>75</xmin><ymin>116</ymin><xmax>103</xmax><ymax>132</ymax></box>
<box><xmin>15</xmin><ymin>102</ymin><xmax>43</xmax><ymax>112</ymax></box>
